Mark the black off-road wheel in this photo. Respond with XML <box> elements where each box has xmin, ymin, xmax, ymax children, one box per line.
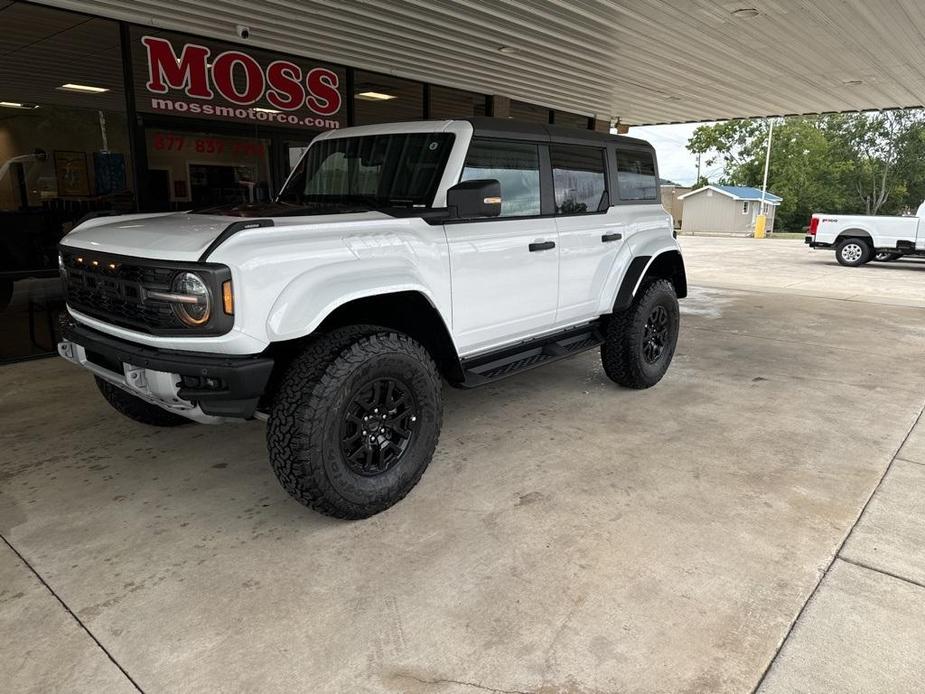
<box><xmin>835</xmin><ymin>238</ymin><xmax>871</xmax><ymax>266</ymax></box>
<box><xmin>95</xmin><ymin>376</ymin><xmax>192</xmax><ymax>427</ymax></box>
<box><xmin>266</xmin><ymin>326</ymin><xmax>442</xmax><ymax>520</ymax></box>
<box><xmin>601</xmin><ymin>279</ymin><xmax>680</xmax><ymax>389</ymax></box>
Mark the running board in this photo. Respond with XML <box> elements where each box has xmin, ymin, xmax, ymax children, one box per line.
<box><xmin>459</xmin><ymin>325</ymin><xmax>603</xmax><ymax>388</ymax></box>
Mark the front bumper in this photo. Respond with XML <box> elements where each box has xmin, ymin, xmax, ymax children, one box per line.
<box><xmin>59</xmin><ymin>320</ymin><xmax>273</xmax><ymax>422</ymax></box>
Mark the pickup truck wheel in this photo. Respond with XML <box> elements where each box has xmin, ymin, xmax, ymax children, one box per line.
<box><xmin>835</xmin><ymin>238</ymin><xmax>871</xmax><ymax>266</ymax></box>
<box><xmin>601</xmin><ymin>279</ymin><xmax>679</xmax><ymax>389</ymax></box>
<box><xmin>94</xmin><ymin>377</ymin><xmax>192</xmax><ymax>427</ymax></box>
<box><xmin>267</xmin><ymin>328</ymin><xmax>442</xmax><ymax>520</ymax></box>
<box><xmin>874</xmin><ymin>252</ymin><xmax>902</xmax><ymax>262</ymax></box>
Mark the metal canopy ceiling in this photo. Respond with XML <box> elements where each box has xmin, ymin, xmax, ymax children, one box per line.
<box><xmin>35</xmin><ymin>0</ymin><xmax>925</xmax><ymax>125</ymax></box>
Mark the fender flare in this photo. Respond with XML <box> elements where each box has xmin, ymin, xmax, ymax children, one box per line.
<box><xmin>265</xmin><ymin>257</ymin><xmax>450</xmax><ymax>343</ymax></box>
<box><xmin>612</xmin><ymin>248</ymin><xmax>687</xmax><ymax>312</ymax></box>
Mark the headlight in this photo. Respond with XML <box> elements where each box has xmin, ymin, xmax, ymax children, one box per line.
<box><xmin>171</xmin><ymin>272</ymin><xmax>211</xmax><ymax>326</ymax></box>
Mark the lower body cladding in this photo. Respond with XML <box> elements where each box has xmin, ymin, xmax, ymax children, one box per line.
<box><xmin>58</xmin><ymin>320</ymin><xmax>273</xmax><ymax>424</ymax></box>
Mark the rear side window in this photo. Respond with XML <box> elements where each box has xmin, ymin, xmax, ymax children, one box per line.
<box><xmin>461</xmin><ymin>139</ymin><xmax>541</xmax><ymax>217</ymax></box>
<box><xmin>616</xmin><ymin>149</ymin><xmax>658</xmax><ymax>201</ymax></box>
<box><xmin>550</xmin><ymin>144</ymin><xmax>608</xmax><ymax>214</ymax></box>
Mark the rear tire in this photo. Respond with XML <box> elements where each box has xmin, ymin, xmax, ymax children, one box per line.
<box><xmin>266</xmin><ymin>327</ymin><xmax>442</xmax><ymax>519</ymax></box>
<box><xmin>835</xmin><ymin>238</ymin><xmax>871</xmax><ymax>266</ymax></box>
<box><xmin>601</xmin><ymin>279</ymin><xmax>680</xmax><ymax>389</ymax></box>
<box><xmin>95</xmin><ymin>377</ymin><xmax>191</xmax><ymax>427</ymax></box>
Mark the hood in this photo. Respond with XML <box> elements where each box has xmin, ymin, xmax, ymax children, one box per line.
<box><xmin>61</xmin><ymin>208</ymin><xmax>392</xmax><ymax>262</ymax></box>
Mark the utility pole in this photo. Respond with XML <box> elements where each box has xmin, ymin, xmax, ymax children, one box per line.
<box><xmin>696</xmin><ymin>152</ymin><xmax>702</xmax><ymax>185</ymax></box>
<box><xmin>755</xmin><ymin>119</ymin><xmax>775</xmax><ymax>238</ymax></box>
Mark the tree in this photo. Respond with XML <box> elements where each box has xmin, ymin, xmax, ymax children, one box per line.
<box><xmin>687</xmin><ymin>110</ymin><xmax>925</xmax><ymax>230</ymax></box>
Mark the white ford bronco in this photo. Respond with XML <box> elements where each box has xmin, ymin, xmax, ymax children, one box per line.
<box><xmin>807</xmin><ymin>200</ymin><xmax>925</xmax><ymax>266</ymax></box>
<box><xmin>57</xmin><ymin>118</ymin><xmax>686</xmax><ymax>519</ymax></box>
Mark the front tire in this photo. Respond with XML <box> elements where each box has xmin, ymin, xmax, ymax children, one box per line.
<box><xmin>266</xmin><ymin>328</ymin><xmax>442</xmax><ymax>519</ymax></box>
<box><xmin>95</xmin><ymin>377</ymin><xmax>191</xmax><ymax>427</ymax></box>
<box><xmin>601</xmin><ymin>279</ymin><xmax>680</xmax><ymax>389</ymax></box>
<box><xmin>835</xmin><ymin>238</ymin><xmax>871</xmax><ymax>266</ymax></box>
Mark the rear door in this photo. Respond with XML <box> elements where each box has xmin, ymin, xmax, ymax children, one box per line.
<box><xmin>444</xmin><ymin>138</ymin><xmax>558</xmax><ymax>355</ymax></box>
<box><xmin>550</xmin><ymin>142</ymin><xmax>621</xmax><ymax>324</ymax></box>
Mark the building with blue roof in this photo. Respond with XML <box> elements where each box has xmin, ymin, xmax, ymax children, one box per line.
<box><xmin>678</xmin><ymin>185</ymin><xmax>783</xmax><ymax>235</ymax></box>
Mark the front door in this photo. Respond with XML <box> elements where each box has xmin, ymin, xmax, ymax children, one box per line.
<box><xmin>446</xmin><ymin>139</ymin><xmax>558</xmax><ymax>355</ymax></box>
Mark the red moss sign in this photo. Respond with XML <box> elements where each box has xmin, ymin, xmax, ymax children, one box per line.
<box><xmin>135</xmin><ymin>32</ymin><xmax>344</xmax><ymax>131</ymax></box>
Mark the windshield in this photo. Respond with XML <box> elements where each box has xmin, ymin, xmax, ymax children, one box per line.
<box><xmin>277</xmin><ymin>132</ymin><xmax>455</xmax><ymax>209</ymax></box>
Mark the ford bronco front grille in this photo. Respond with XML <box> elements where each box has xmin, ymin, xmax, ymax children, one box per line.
<box><xmin>59</xmin><ymin>249</ymin><xmax>232</xmax><ymax>335</ymax></box>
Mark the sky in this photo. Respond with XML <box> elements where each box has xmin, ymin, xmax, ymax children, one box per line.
<box><xmin>625</xmin><ymin>122</ymin><xmax>722</xmax><ymax>187</ymax></box>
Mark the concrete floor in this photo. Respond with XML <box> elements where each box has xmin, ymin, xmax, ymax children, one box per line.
<box><xmin>2</xmin><ymin>237</ymin><xmax>925</xmax><ymax>693</ymax></box>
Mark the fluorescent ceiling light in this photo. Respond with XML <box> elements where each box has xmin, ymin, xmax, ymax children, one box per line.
<box><xmin>498</xmin><ymin>46</ymin><xmax>519</xmax><ymax>54</ymax></box>
<box><xmin>356</xmin><ymin>91</ymin><xmax>396</xmax><ymax>101</ymax></box>
<box><xmin>254</xmin><ymin>107</ymin><xmax>281</xmax><ymax>113</ymax></box>
<box><xmin>732</xmin><ymin>8</ymin><xmax>760</xmax><ymax>18</ymax></box>
<box><xmin>0</xmin><ymin>101</ymin><xmax>39</xmax><ymax>109</ymax></box>
<box><xmin>57</xmin><ymin>83</ymin><xmax>109</xmax><ymax>94</ymax></box>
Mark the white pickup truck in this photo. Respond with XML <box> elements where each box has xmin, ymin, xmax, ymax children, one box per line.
<box><xmin>806</xmin><ymin>201</ymin><xmax>925</xmax><ymax>266</ymax></box>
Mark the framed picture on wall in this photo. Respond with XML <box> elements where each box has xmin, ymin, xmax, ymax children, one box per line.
<box><xmin>54</xmin><ymin>150</ymin><xmax>90</xmax><ymax>197</ymax></box>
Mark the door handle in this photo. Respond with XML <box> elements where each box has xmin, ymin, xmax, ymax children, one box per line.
<box><xmin>529</xmin><ymin>241</ymin><xmax>556</xmax><ymax>252</ymax></box>
<box><xmin>601</xmin><ymin>232</ymin><xmax>623</xmax><ymax>242</ymax></box>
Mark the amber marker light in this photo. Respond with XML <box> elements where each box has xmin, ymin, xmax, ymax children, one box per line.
<box><xmin>222</xmin><ymin>280</ymin><xmax>234</xmax><ymax>315</ymax></box>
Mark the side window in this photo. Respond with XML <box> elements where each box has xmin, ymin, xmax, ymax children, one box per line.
<box><xmin>742</xmin><ymin>202</ymin><xmax>749</xmax><ymax>214</ymax></box>
<box><xmin>550</xmin><ymin>144</ymin><xmax>608</xmax><ymax>214</ymax></box>
<box><xmin>616</xmin><ymin>149</ymin><xmax>658</xmax><ymax>201</ymax></box>
<box><xmin>460</xmin><ymin>139</ymin><xmax>540</xmax><ymax>217</ymax></box>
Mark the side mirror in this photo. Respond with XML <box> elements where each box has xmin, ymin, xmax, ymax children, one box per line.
<box><xmin>446</xmin><ymin>179</ymin><xmax>501</xmax><ymax>219</ymax></box>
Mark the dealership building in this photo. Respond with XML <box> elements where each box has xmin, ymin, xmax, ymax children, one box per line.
<box><xmin>0</xmin><ymin>0</ymin><xmax>608</xmax><ymax>363</ymax></box>
<box><xmin>3</xmin><ymin>0</ymin><xmax>921</xmax><ymax>365</ymax></box>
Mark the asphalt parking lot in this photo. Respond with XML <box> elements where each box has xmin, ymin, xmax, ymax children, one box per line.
<box><xmin>3</xmin><ymin>236</ymin><xmax>925</xmax><ymax>693</ymax></box>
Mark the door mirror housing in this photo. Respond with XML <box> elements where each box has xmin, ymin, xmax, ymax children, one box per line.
<box><xmin>446</xmin><ymin>179</ymin><xmax>501</xmax><ymax>219</ymax></box>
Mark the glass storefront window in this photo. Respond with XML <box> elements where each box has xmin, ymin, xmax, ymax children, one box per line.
<box><xmin>429</xmin><ymin>85</ymin><xmax>488</xmax><ymax>120</ymax></box>
<box><xmin>286</xmin><ymin>143</ymin><xmax>311</xmax><ymax>174</ymax></box>
<box><xmin>145</xmin><ymin>129</ymin><xmax>272</xmax><ymax>210</ymax></box>
<box><xmin>509</xmin><ymin>100</ymin><xmax>551</xmax><ymax>124</ymax></box>
<box><xmin>354</xmin><ymin>71</ymin><xmax>424</xmax><ymax>125</ymax></box>
<box><xmin>0</xmin><ymin>2</ymin><xmax>130</xmax><ymax>361</ymax></box>
<box><xmin>552</xmin><ymin>110</ymin><xmax>592</xmax><ymax>130</ymax></box>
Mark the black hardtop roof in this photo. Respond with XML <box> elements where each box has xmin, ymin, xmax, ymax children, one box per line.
<box><xmin>464</xmin><ymin>117</ymin><xmax>653</xmax><ymax>149</ymax></box>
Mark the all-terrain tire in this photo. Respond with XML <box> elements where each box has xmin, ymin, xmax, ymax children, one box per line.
<box><xmin>266</xmin><ymin>327</ymin><xmax>442</xmax><ymax>520</ymax></box>
<box><xmin>95</xmin><ymin>376</ymin><xmax>191</xmax><ymax>427</ymax></box>
<box><xmin>601</xmin><ymin>279</ymin><xmax>680</xmax><ymax>389</ymax></box>
<box><xmin>835</xmin><ymin>238</ymin><xmax>871</xmax><ymax>266</ymax></box>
